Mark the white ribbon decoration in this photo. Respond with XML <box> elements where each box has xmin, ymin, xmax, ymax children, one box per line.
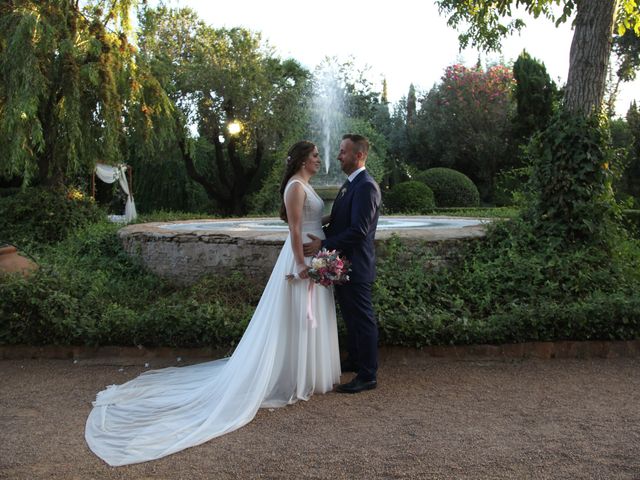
<box><xmin>95</xmin><ymin>163</ymin><xmax>138</xmax><ymax>223</ymax></box>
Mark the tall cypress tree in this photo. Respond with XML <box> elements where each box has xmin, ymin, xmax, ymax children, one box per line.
<box><xmin>406</xmin><ymin>83</ymin><xmax>417</xmax><ymax>127</ymax></box>
<box><xmin>381</xmin><ymin>78</ymin><xmax>389</xmax><ymax>104</ymax></box>
<box><xmin>625</xmin><ymin>101</ymin><xmax>640</xmax><ymax>202</ymax></box>
<box><xmin>512</xmin><ymin>50</ymin><xmax>558</xmax><ymax>141</ymax></box>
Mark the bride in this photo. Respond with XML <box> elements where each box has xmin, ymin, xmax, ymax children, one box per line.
<box><xmin>85</xmin><ymin>140</ymin><xmax>341</xmax><ymax>466</ymax></box>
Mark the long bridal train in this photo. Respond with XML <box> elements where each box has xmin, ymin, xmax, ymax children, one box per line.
<box><xmin>85</xmin><ymin>180</ymin><xmax>341</xmax><ymax>466</ymax></box>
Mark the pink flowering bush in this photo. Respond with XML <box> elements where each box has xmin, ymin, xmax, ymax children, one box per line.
<box><xmin>414</xmin><ymin>63</ymin><xmax>516</xmax><ymax>201</ymax></box>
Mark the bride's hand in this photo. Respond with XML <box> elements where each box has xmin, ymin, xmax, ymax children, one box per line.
<box><xmin>296</xmin><ymin>263</ymin><xmax>310</xmax><ymax>279</ymax></box>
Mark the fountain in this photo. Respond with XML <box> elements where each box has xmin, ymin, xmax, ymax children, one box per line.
<box><xmin>118</xmin><ymin>216</ymin><xmax>489</xmax><ymax>285</ymax></box>
<box><xmin>155</xmin><ymin>217</ymin><xmax>485</xmax><ymax>232</ymax></box>
<box><xmin>309</xmin><ymin>61</ymin><xmax>346</xmax><ymax>210</ymax></box>
<box><xmin>116</xmin><ymin>62</ymin><xmax>490</xmax><ymax>285</ymax></box>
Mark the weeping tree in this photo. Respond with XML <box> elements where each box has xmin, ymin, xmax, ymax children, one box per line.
<box><xmin>0</xmin><ymin>0</ymin><xmax>171</xmax><ymax>187</ymax></box>
<box><xmin>437</xmin><ymin>0</ymin><xmax>640</xmax><ymax>242</ymax></box>
<box><xmin>137</xmin><ymin>6</ymin><xmax>310</xmax><ymax>215</ymax></box>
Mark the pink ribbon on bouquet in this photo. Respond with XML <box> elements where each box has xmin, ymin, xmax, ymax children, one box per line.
<box><xmin>306</xmin><ymin>281</ymin><xmax>317</xmax><ymax>329</ymax></box>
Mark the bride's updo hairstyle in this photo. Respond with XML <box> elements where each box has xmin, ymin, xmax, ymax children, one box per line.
<box><xmin>279</xmin><ymin>140</ymin><xmax>316</xmax><ymax>222</ymax></box>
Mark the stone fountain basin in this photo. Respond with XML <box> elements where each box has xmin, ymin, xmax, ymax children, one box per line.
<box><xmin>119</xmin><ymin>216</ymin><xmax>489</xmax><ymax>285</ymax></box>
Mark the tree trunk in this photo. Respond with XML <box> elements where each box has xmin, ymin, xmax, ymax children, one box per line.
<box><xmin>564</xmin><ymin>0</ymin><xmax>618</xmax><ymax>115</ymax></box>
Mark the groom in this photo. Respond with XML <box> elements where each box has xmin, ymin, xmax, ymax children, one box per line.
<box><xmin>304</xmin><ymin>133</ymin><xmax>381</xmax><ymax>394</ymax></box>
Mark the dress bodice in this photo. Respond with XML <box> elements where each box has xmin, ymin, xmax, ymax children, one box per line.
<box><xmin>284</xmin><ymin>179</ymin><xmax>324</xmax><ymax>233</ymax></box>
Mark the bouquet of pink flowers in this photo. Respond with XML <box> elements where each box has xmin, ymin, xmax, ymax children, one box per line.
<box><xmin>287</xmin><ymin>248</ymin><xmax>351</xmax><ymax>287</ymax></box>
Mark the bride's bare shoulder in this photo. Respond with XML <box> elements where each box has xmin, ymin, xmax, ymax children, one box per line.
<box><xmin>284</xmin><ymin>179</ymin><xmax>308</xmax><ymax>201</ymax></box>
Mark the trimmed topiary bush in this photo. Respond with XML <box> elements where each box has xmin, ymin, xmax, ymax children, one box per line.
<box><xmin>414</xmin><ymin>168</ymin><xmax>480</xmax><ymax>208</ymax></box>
<box><xmin>383</xmin><ymin>181</ymin><xmax>435</xmax><ymax>214</ymax></box>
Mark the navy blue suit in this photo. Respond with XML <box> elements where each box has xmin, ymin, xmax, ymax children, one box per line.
<box><xmin>322</xmin><ymin>170</ymin><xmax>381</xmax><ymax>381</ymax></box>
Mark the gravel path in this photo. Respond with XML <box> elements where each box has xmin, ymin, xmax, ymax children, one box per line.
<box><xmin>1</xmin><ymin>355</ymin><xmax>639</xmax><ymax>479</ymax></box>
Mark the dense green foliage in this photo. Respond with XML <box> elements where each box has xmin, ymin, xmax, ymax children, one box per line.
<box><xmin>374</xmin><ymin>221</ymin><xmax>640</xmax><ymax>347</ymax></box>
<box><xmin>622</xmin><ymin>209</ymin><xmax>640</xmax><ymax>233</ymax></box>
<box><xmin>489</xmin><ymin>52</ymin><xmax>559</xmax><ymax>208</ymax></box>
<box><xmin>383</xmin><ymin>181</ymin><xmax>435</xmax><ymax>214</ymax></box>
<box><xmin>0</xmin><ymin>222</ymin><xmax>261</xmax><ymax>347</ymax></box>
<box><xmin>2</xmin><ymin>0</ymin><xmax>640</xmax><ymax>351</ymax></box>
<box><xmin>613</xmin><ymin>29</ymin><xmax>640</xmax><ymax>83</ymax></box>
<box><xmin>526</xmin><ymin>111</ymin><xmax>619</xmax><ymax>243</ymax></box>
<box><xmin>128</xmin><ymin>150</ymin><xmax>213</xmax><ymax>214</ymax></box>
<box><xmin>414</xmin><ymin>168</ymin><xmax>480</xmax><ymax>208</ymax></box>
<box><xmin>620</xmin><ymin>103</ymin><xmax>640</xmax><ymax>205</ymax></box>
<box><xmin>0</xmin><ymin>188</ymin><xmax>103</xmax><ymax>247</ymax></box>
<box><xmin>398</xmin><ymin>64</ymin><xmax>515</xmax><ymax>201</ymax></box>
<box><xmin>493</xmin><ymin>167</ymin><xmax>531</xmax><ymax>207</ymax></box>
<box><xmin>2</xmin><ymin>213</ymin><xmax>639</xmax><ymax>348</ymax></box>
<box><xmin>134</xmin><ymin>6</ymin><xmax>311</xmax><ymax>215</ymax></box>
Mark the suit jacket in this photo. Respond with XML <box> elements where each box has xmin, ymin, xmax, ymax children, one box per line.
<box><xmin>322</xmin><ymin>170</ymin><xmax>381</xmax><ymax>283</ymax></box>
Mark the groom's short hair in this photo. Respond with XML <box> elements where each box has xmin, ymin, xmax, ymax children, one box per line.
<box><xmin>343</xmin><ymin>133</ymin><xmax>369</xmax><ymax>155</ymax></box>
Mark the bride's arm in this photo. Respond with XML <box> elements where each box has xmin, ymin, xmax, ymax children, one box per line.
<box><xmin>284</xmin><ymin>183</ymin><xmax>310</xmax><ymax>279</ymax></box>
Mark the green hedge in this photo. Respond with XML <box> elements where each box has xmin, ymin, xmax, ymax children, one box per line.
<box><xmin>383</xmin><ymin>181</ymin><xmax>435</xmax><ymax>214</ymax></box>
<box><xmin>414</xmin><ymin>168</ymin><xmax>480</xmax><ymax>208</ymax></box>
<box><xmin>2</xmin><ymin>215</ymin><xmax>640</xmax><ymax>348</ymax></box>
<box><xmin>374</xmin><ymin>219</ymin><xmax>640</xmax><ymax>346</ymax></box>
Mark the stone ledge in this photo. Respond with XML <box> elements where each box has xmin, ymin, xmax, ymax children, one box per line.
<box><xmin>2</xmin><ymin>340</ymin><xmax>639</xmax><ymax>363</ymax></box>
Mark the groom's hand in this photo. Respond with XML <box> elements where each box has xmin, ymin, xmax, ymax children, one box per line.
<box><xmin>303</xmin><ymin>234</ymin><xmax>322</xmax><ymax>256</ymax></box>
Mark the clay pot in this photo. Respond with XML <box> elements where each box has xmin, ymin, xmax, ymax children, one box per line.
<box><xmin>0</xmin><ymin>245</ymin><xmax>38</xmax><ymax>277</ymax></box>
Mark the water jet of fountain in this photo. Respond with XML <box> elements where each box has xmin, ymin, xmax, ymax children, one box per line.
<box><xmin>310</xmin><ymin>62</ymin><xmax>346</xmax><ymax>209</ymax></box>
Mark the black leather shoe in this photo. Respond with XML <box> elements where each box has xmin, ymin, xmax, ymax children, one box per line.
<box><xmin>340</xmin><ymin>359</ymin><xmax>358</xmax><ymax>373</ymax></box>
<box><xmin>336</xmin><ymin>377</ymin><xmax>377</xmax><ymax>394</ymax></box>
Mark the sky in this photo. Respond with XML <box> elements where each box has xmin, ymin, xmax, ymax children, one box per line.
<box><xmin>160</xmin><ymin>0</ymin><xmax>639</xmax><ymax>117</ymax></box>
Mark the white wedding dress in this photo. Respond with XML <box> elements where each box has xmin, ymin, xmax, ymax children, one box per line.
<box><xmin>85</xmin><ymin>180</ymin><xmax>341</xmax><ymax>466</ymax></box>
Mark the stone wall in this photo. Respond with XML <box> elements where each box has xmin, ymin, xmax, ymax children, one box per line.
<box><xmin>118</xmin><ymin>219</ymin><xmax>488</xmax><ymax>285</ymax></box>
<box><xmin>119</xmin><ymin>231</ymin><xmax>285</xmax><ymax>285</ymax></box>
